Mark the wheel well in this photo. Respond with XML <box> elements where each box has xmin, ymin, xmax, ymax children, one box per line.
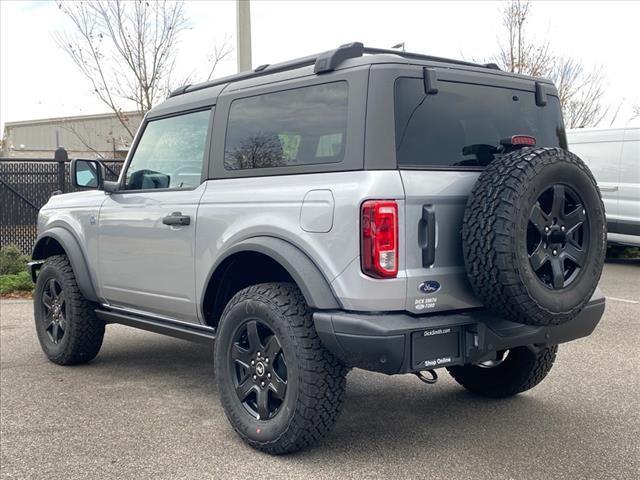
<box><xmin>32</xmin><ymin>236</ymin><xmax>65</xmax><ymax>260</ymax></box>
<box><xmin>203</xmin><ymin>252</ymin><xmax>295</xmax><ymax>329</ymax></box>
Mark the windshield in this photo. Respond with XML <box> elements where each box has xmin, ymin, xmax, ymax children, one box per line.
<box><xmin>394</xmin><ymin>77</ymin><xmax>567</xmax><ymax>168</ymax></box>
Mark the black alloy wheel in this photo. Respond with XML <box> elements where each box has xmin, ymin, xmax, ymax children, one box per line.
<box><xmin>41</xmin><ymin>278</ymin><xmax>67</xmax><ymax>345</ymax></box>
<box><xmin>214</xmin><ymin>283</ymin><xmax>347</xmax><ymax>454</ymax></box>
<box><xmin>229</xmin><ymin>319</ymin><xmax>288</xmax><ymax>421</ymax></box>
<box><xmin>33</xmin><ymin>255</ymin><xmax>105</xmax><ymax>365</ymax></box>
<box><xmin>527</xmin><ymin>183</ymin><xmax>588</xmax><ymax>289</ymax></box>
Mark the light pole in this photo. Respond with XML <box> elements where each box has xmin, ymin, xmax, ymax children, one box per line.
<box><xmin>236</xmin><ymin>0</ymin><xmax>252</xmax><ymax>72</ymax></box>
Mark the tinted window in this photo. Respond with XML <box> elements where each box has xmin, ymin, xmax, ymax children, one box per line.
<box><xmin>124</xmin><ymin>109</ymin><xmax>211</xmax><ymax>190</ymax></box>
<box><xmin>395</xmin><ymin>78</ymin><xmax>566</xmax><ymax>168</ymax></box>
<box><xmin>225</xmin><ymin>82</ymin><xmax>348</xmax><ymax>170</ymax></box>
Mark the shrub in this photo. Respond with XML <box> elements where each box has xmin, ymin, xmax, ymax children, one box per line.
<box><xmin>0</xmin><ymin>245</ymin><xmax>30</xmax><ymax>275</ymax></box>
<box><xmin>0</xmin><ymin>271</ymin><xmax>33</xmax><ymax>295</ymax></box>
<box><xmin>607</xmin><ymin>245</ymin><xmax>640</xmax><ymax>259</ymax></box>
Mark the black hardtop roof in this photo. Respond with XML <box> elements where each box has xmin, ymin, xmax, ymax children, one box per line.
<box><xmin>167</xmin><ymin>42</ymin><xmax>553</xmax><ymax>101</ymax></box>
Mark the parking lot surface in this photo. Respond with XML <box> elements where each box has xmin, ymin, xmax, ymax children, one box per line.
<box><xmin>1</xmin><ymin>261</ymin><xmax>639</xmax><ymax>479</ymax></box>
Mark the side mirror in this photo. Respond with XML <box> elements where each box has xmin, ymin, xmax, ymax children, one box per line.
<box><xmin>70</xmin><ymin>159</ymin><xmax>105</xmax><ymax>189</ymax></box>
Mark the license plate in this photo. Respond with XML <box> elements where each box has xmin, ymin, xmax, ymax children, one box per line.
<box><xmin>411</xmin><ymin>326</ymin><xmax>462</xmax><ymax>369</ymax></box>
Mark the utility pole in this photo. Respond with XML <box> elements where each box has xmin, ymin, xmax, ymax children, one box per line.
<box><xmin>236</xmin><ymin>0</ymin><xmax>252</xmax><ymax>72</ymax></box>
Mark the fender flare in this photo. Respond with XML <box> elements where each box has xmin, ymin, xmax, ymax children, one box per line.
<box><xmin>205</xmin><ymin>236</ymin><xmax>340</xmax><ymax>310</ymax></box>
<box><xmin>32</xmin><ymin>227</ymin><xmax>99</xmax><ymax>303</ymax></box>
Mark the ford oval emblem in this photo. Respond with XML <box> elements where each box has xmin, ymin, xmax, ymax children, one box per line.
<box><xmin>419</xmin><ymin>280</ymin><xmax>441</xmax><ymax>294</ymax></box>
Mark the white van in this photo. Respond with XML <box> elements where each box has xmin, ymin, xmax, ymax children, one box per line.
<box><xmin>568</xmin><ymin>127</ymin><xmax>640</xmax><ymax>247</ymax></box>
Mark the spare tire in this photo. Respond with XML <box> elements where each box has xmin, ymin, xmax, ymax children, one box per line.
<box><xmin>462</xmin><ymin>147</ymin><xmax>606</xmax><ymax>326</ymax></box>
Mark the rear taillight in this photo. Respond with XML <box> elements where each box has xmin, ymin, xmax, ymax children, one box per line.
<box><xmin>361</xmin><ymin>200</ymin><xmax>398</xmax><ymax>279</ymax></box>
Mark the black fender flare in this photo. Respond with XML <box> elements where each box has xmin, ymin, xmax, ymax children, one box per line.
<box><xmin>204</xmin><ymin>236</ymin><xmax>340</xmax><ymax>310</ymax></box>
<box><xmin>32</xmin><ymin>227</ymin><xmax>99</xmax><ymax>303</ymax></box>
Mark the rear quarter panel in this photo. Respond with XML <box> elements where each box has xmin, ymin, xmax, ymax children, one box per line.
<box><xmin>195</xmin><ymin>171</ymin><xmax>407</xmax><ymax>311</ymax></box>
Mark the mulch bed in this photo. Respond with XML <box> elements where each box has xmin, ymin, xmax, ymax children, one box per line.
<box><xmin>0</xmin><ymin>292</ymin><xmax>33</xmax><ymax>300</ymax></box>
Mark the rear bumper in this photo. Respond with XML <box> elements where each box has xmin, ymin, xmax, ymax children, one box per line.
<box><xmin>314</xmin><ymin>290</ymin><xmax>605</xmax><ymax>375</ymax></box>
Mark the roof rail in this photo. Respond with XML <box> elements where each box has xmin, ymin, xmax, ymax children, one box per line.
<box><xmin>169</xmin><ymin>42</ymin><xmax>499</xmax><ymax>98</ymax></box>
<box><xmin>168</xmin><ymin>52</ymin><xmax>321</xmax><ymax>98</ymax></box>
<box><xmin>314</xmin><ymin>42</ymin><xmax>364</xmax><ymax>73</ymax></box>
<box><xmin>361</xmin><ymin>47</ymin><xmax>501</xmax><ymax>71</ymax></box>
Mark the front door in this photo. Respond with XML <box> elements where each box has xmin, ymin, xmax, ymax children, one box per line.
<box><xmin>97</xmin><ymin>108</ymin><xmax>213</xmax><ymax>322</ymax></box>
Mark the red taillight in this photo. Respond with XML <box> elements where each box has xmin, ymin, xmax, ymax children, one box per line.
<box><xmin>361</xmin><ymin>200</ymin><xmax>398</xmax><ymax>279</ymax></box>
<box><xmin>508</xmin><ymin>135</ymin><xmax>536</xmax><ymax>146</ymax></box>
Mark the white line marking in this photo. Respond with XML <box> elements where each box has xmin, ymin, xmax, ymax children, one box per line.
<box><xmin>607</xmin><ymin>296</ymin><xmax>640</xmax><ymax>305</ymax></box>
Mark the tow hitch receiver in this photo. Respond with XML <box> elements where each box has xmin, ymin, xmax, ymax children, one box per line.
<box><xmin>415</xmin><ymin>369</ymin><xmax>438</xmax><ymax>384</ymax></box>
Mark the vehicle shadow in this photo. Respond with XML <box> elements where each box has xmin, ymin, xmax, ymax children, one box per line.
<box><xmin>315</xmin><ymin>375</ymin><xmax>566</xmax><ymax>457</ymax></box>
<box><xmin>86</xmin><ymin>332</ymin><xmax>217</xmax><ymax>396</ymax></box>
<box><xmin>87</xmin><ymin>331</ymin><xmax>594</xmax><ymax>463</ymax></box>
<box><xmin>604</xmin><ymin>257</ymin><xmax>640</xmax><ymax>266</ymax></box>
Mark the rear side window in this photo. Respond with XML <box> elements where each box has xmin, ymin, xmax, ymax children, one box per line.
<box><xmin>394</xmin><ymin>78</ymin><xmax>566</xmax><ymax>168</ymax></box>
<box><xmin>224</xmin><ymin>82</ymin><xmax>348</xmax><ymax>170</ymax></box>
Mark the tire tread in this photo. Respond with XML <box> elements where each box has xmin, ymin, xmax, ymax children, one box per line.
<box><xmin>216</xmin><ymin>282</ymin><xmax>347</xmax><ymax>455</ymax></box>
<box><xmin>447</xmin><ymin>346</ymin><xmax>558</xmax><ymax>398</ymax></box>
<box><xmin>462</xmin><ymin>147</ymin><xmax>605</xmax><ymax>326</ymax></box>
<box><xmin>35</xmin><ymin>255</ymin><xmax>104</xmax><ymax>365</ymax></box>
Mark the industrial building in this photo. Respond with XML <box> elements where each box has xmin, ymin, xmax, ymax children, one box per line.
<box><xmin>1</xmin><ymin>111</ymin><xmax>143</xmax><ymax>159</ymax></box>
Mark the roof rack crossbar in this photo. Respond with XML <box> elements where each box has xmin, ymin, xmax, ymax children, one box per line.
<box><xmin>169</xmin><ymin>42</ymin><xmax>500</xmax><ymax>98</ymax></box>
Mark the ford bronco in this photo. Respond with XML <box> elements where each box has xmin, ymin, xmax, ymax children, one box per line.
<box><xmin>29</xmin><ymin>43</ymin><xmax>606</xmax><ymax>454</ymax></box>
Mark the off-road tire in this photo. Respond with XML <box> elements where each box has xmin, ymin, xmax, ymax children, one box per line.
<box><xmin>447</xmin><ymin>345</ymin><xmax>558</xmax><ymax>398</ymax></box>
<box><xmin>463</xmin><ymin>147</ymin><xmax>606</xmax><ymax>326</ymax></box>
<box><xmin>33</xmin><ymin>255</ymin><xmax>105</xmax><ymax>365</ymax></box>
<box><xmin>214</xmin><ymin>282</ymin><xmax>347</xmax><ymax>455</ymax></box>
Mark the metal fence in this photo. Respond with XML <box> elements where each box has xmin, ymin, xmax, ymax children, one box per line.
<box><xmin>0</xmin><ymin>148</ymin><xmax>123</xmax><ymax>254</ymax></box>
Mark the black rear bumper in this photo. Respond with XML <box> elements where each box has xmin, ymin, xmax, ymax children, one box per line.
<box><xmin>314</xmin><ymin>291</ymin><xmax>605</xmax><ymax>375</ymax></box>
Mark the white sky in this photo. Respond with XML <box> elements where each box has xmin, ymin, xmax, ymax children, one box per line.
<box><xmin>1</xmin><ymin>0</ymin><xmax>639</xmax><ymax>131</ymax></box>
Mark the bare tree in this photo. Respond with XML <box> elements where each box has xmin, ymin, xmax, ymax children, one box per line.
<box><xmin>206</xmin><ymin>35</ymin><xmax>233</xmax><ymax>81</ymax></box>
<box><xmin>496</xmin><ymin>0</ymin><xmax>552</xmax><ymax>77</ymax></box>
<box><xmin>224</xmin><ymin>134</ymin><xmax>286</xmax><ymax>170</ymax></box>
<box><xmin>56</xmin><ymin>0</ymin><xmax>231</xmax><ymax>141</ymax></box>
<box><xmin>550</xmin><ymin>57</ymin><xmax>609</xmax><ymax>128</ymax></box>
<box><xmin>493</xmin><ymin>0</ymin><xmax>610</xmax><ymax>128</ymax></box>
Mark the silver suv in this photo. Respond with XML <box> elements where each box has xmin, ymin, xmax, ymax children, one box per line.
<box><xmin>30</xmin><ymin>43</ymin><xmax>607</xmax><ymax>454</ymax></box>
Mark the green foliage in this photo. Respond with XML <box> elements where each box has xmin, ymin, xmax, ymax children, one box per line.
<box><xmin>607</xmin><ymin>245</ymin><xmax>640</xmax><ymax>259</ymax></box>
<box><xmin>0</xmin><ymin>245</ymin><xmax>30</xmax><ymax>275</ymax></box>
<box><xmin>0</xmin><ymin>271</ymin><xmax>33</xmax><ymax>295</ymax></box>
<box><xmin>278</xmin><ymin>133</ymin><xmax>301</xmax><ymax>161</ymax></box>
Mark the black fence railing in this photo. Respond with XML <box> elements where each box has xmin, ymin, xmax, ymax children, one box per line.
<box><xmin>0</xmin><ymin>148</ymin><xmax>124</xmax><ymax>254</ymax></box>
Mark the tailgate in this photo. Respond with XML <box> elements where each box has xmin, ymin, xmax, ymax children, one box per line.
<box><xmin>401</xmin><ymin>170</ymin><xmax>482</xmax><ymax>314</ymax></box>
<box><xmin>394</xmin><ymin>73</ymin><xmax>564</xmax><ymax>315</ymax></box>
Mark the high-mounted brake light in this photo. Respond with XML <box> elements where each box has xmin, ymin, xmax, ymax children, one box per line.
<box><xmin>361</xmin><ymin>200</ymin><xmax>398</xmax><ymax>279</ymax></box>
<box><xmin>501</xmin><ymin>135</ymin><xmax>536</xmax><ymax>147</ymax></box>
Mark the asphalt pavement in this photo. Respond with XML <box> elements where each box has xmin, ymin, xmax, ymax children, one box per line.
<box><xmin>1</xmin><ymin>260</ymin><xmax>639</xmax><ymax>479</ymax></box>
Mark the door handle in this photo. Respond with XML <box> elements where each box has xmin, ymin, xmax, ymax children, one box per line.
<box><xmin>418</xmin><ymin>205</ymin><xmax>436</xmax><ymax>267</ymax></box>
<box><xmin>598</xmin><ymin>186</ymin><xmax>618</xmax><ymax>192</ymax></box>
<box><xmin>162</xmin><ymin>212</ymin><xmax>191</xmax><ymax>226</ymax></box>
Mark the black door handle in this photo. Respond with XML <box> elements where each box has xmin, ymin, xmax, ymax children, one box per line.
<box><xmin>162</xmin><ymin>212</ymin><xmax>190</xmax><ymax>226</ymax></box>
<box><xmin>418</xmin><ymin>205</ymin><xmax>436</xmax><ymax>267</ymax></box>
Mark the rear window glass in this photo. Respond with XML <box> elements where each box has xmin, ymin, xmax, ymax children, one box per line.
<box><xmin>225</xmin><ymin>82</ymin><xmax>348</xmax><ymax>170</ymax></box>
<box><xmin>394</xmin><ymin>78</ymin><xmax>566</xmax><ymax>168</ymax></box>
